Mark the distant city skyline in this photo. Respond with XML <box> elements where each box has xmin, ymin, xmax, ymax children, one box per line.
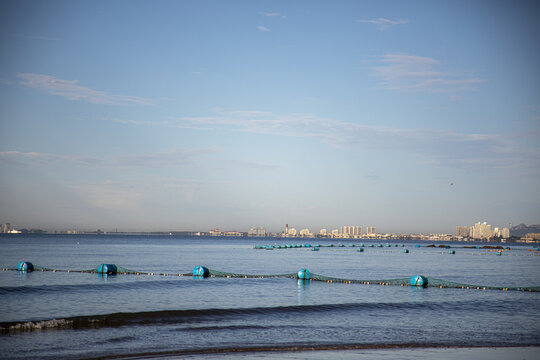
<box><xmin>1</xmin><ymin>1</ymin><xmax>539</xmax><ymax>233</ymax></box>
<box><xmin>0</xmin><ymin>219</ymin><xmax>520</xmax><ymax>238</ymax></box>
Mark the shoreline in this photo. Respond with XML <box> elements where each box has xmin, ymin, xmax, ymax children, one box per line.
<box><xmin>82</xmin><ymin>344</ymin><xmax>540</xmax><ymax>360</ymax></box>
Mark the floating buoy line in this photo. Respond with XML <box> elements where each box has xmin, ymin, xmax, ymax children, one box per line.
<box><xmin>2</xmin><ymin>262</ymin><xmax>539</xmax><ymax>293</ymax></box>
<box><xmin>253</xmin><ymin>243</ymin><xmax>539</xmax><ymax>256</ymax></box>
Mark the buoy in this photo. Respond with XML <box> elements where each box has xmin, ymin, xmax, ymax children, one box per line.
<box><xmin>448</xmin><ymin>250</ymin><xmax>455</xmax><ymax>254</ymax></box>
<box><xmin>312</xmin><ymin>247</ymin><xmax>319</xmax><ymax>251</ymax></box>
<box><xmin>402</xmin><ymin>249</ymin><xmax>409</xmax><ymax>253</ymax></box>
<box><xmin>193</xmin><ymin>266</ymin><xmax>209</xmax><ymax>277</ymax></box>
<box><xmin>410</xmin><ymin>275</ymin><xmax>428</xmax><ymax>287</ymax></box>
<box><xmin>415</xmin><ymin>244</ymin><xmax>421</xmax><ymax>248</ymax></box>
<box><xmin>357</xmin><ymin>248</ymin><xmax>364</xmax><ymax>252</ymax></box>
<box><xmin>297</xmin><ymin>268</ymin><xmax>310</xmax><ymax>280</ymax></box>
<box><xmin>97</xmin><ymin>264</ymin><xmax>117</xmax><ymax>274</ymax></box>
<box><xmin>17</xmin><ymin>261</ymin><xmax>34</xmax><ymax>272</ymax></box>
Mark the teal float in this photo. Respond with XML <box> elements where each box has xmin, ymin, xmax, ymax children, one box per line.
<box><xmin>193</xmin><ymin>266</ymin><xmax>209</xmax><ymax>277</ymax></box>
<box><xmin>17</xmin><ymin>261</ymin><xmax>34</xmax><ymax>272</ymax></box>
<box><xmin>98</xmin><ymin>264</ymin><xmax>118</xmax><ymax>274</ymax></box>
<box><xmin>297</xmin><ymin>268</ymin><xmax>310</xmax><ymax>280</ymax></box>
<box><xmin>410</xmin><ymin>275</ymin><xmax>428</xmax><ymax>287</ymax></box>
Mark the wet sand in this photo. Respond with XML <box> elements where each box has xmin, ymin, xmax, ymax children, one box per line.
<box><xmin>114</xmin><ymin>346</ymin><xmax>540</xmax><ymax>360</ymax></box>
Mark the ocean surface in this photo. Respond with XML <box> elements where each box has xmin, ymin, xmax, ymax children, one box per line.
<box><xmin>0</xmin><ymin>234</ymin><xmax>539</xmax><ymax>359</ymax></box>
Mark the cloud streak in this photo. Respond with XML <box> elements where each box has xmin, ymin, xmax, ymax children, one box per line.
<box><xmin>18</xmin><ymin>73</ymin><xmax>153</xmax><ymax>106</ymax></box>
<box><xmin>256</xmin><ymin>25</ymin><xmax>271</xmax><ymax>32</ymax></box>
<box><xmin>357</xmin><ymin>18</ymin><xmax>410</xmax><ymax>30</ymax></box>
<box><xmin>0</xmin><ymin>148</ymin><xmax>219</xmax><ymax>168</ymax></box>
<box><xmin>174</xmin><ymin>109</ymin><xmax>537</xmax><ymax>171</ymax></box>
<box><xmin>372</xmin><ymin>53</ymin><xmax>483</xmax><ymax>93</ymax></box>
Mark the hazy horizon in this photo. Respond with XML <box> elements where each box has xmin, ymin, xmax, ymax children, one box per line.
<box><xmin>1</xmin><ymin>1</ymin><xmax>539</xmax><ymax>234</ymax></box>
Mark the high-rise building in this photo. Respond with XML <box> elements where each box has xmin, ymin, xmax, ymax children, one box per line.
<box><xmin>366</xmin><ymin>226</ymin><xmax>376</xmax><ymax>235</ymax></box>
<box><xmin>248</xmin><ymin>227</ymin><xmax>266</xmax><ymax>237</ymax></box>
<box><xmin>456</xmin><ymin>226</ymin><xmax>468</xmax><ymax>237</ymax></box>
<box><xmin>2</xmin><ymin>223</ymin><xmax>11</xmax><ymax>233</ymax></box>
<box><xmin>341</xmin><ymin>226</ymin><xmax>362</xmax><ymax>237</ymax></box>
<box><xmin>469</xmin><ymin>222</ymin><xmax>493</xmax><ymax>239</ymax></box>
<box><xmin>287</xmin><ymin>228</ymin><xmax>297</xmax><ymax>236</ymax></box>
<box><xmin>299</xmin><ymin>228</ymin><xmax>313</xmax><ymax>237</ymax></box>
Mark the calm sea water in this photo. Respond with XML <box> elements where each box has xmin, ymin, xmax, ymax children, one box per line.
<box><xmin>0</xmin><ymin>234</ymin><xmax>539</xmax><ymax>359</ymax></box>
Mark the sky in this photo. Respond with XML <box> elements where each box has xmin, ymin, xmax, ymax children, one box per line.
<box><xmin>0</xmin><ymin>0</ymin><xmax>539</xmax><ymax>234</ymax></box>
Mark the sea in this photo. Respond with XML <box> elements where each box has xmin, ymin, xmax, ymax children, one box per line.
<box><xmin>0</xmin><ymin>234</ymin><xmax>539</xmax><ymax>360</ymax></box>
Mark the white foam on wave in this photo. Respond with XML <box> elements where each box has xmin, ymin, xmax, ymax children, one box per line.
<box><xmin>4</xmin><ymin>318</ymin><xmax>74</xmax><ymax>332</ymax></box>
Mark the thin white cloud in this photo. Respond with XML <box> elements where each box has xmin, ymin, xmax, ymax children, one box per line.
<box><xmin>256</xmin><ymin>25</ymin><xmax>271</xmax><ymax>32</ymax></box>
<box><xmin>100</xmin><ymin>109</ymin><xmax>538</xmax><ymax>171</ymax></box>
<box><xmin>0</xmin><ymin>148</ymin><xmax>219</xmax><ymax>168</ymax></box>
<box><xmin>357</xmin><ymin>18</ymin><xmax>411</xmax><ymax>30</ymax></box>
<box><xmin>373</xmin><ymin>53</ymin><xmax>483</xmax><ymax>93</ymax></box>
<box><xmin>0</xmin><ymin>151</ymin><xmax>98</xmax><ymax>166</ymax></box>
<box><xmin>70</xmin><ymin>183</ymin><xmax>144</xmax><ymax>212</ymax></box>
<box><xmin>174</xmin><ymin>109</ymin><xmax>537</xmax><ymax>171</ymax></box>
<box><xmin>17</xmin><ymin>73</ymin><xmax>152</xmax><ymax>106</ymax></box>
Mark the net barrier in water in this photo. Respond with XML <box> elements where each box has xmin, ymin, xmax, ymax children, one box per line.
<box><xmin>3</xmin><ymin>263</ymin><xmax>539</xmax><ymax>292</ymax></box>
<box><xmin>253</xmin><ymin>243</ymin><xmax>539</xmax><ymax>253</ymax></box>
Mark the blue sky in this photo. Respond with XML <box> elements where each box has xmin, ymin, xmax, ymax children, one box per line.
<box><xmin>1</xmin><ymin>0</ymin><xmax>539</xmax><ymax>233</ymax></box>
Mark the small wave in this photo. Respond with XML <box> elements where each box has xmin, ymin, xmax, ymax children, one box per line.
<box><xmin>0</xmin><ymin>299</ymin><xmax>517</xmax><ymax>334</ymax></box>
<box><xmin>3</xmin><ymin>319</ymin><xmax>74</xmax><ymax>333</ymax></box>
<box><xmin>0</xmin><ymin>278</ymin><xmax>198</xmax><ymax>295</ymax></box>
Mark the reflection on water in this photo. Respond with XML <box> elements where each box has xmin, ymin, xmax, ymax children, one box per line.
<box><xmin>297</xmin><ymin>279</ymin><xmax>310</xmax><ymax>305</ymax></box>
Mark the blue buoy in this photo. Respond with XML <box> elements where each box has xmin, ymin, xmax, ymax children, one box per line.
<box><xmin>193</xmin><ymin>266</ymin><xmax>209</xmax><ymax>277</ymax></box>
<box><xmin>98</xmin><ymin>264</ymin><xmax>118</xmax><ymax>274</ymax></box>
<box><xmin>415</xmin><ymin>244</ymin><xmax>421</xmax><ymax>248</ymax></box>
<box><xmin>402</xmin><ymin>249</ymin><xmax>409</xmax><ymax>253</ymax></box>
<box><xmin>17</xmin><ymin>261</ymin><xmax>34</xmax><ymax>272</ymax></box>
<box><xmin>410</xmin><ymin>275</ymin><xmax>428</xmax><ymax>287</ymax></box>
<box><xmin>357</xmin><ymin>248</ymin><xmax>364</xmax><ymax>252</ymax></box>
<box><xmin>448</xmin><ymin>250</ymin><xmax>455</xmax><ymax>254</ymax></box>
<box><xmin>312</xmin><ymin>247</ymin><xmax>319</xmax><ymax>251</ymax></box>
<box><xmin>297</xmin><ymin>268</ymin><xmax>310</xmax><ymax>280</ymax></box>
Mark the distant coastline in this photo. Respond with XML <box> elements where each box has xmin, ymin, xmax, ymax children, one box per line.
<box><xmin>0</xmin><ymin>231</ymin><xmax>538</xmax><ymax>244</ymax></box>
